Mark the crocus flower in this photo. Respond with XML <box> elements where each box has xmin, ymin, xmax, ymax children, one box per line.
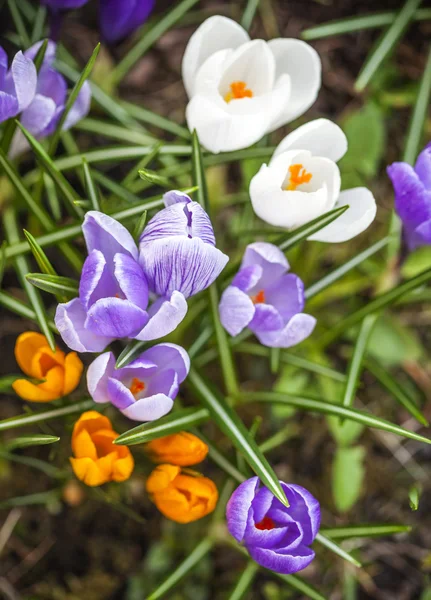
<box><xmin>146</xmin><ymin>464</ymin><xmax>218</xmax><ymax>523</ymax></box>
<box><xmin>70</xmin><ymin>411</ymin><xmax>134</xmax><ymax>487</ymax></box>
<box><xmin>139</xmin><ymin>191</ymin><xmax>229</xmax><ymax>298</ymax></box>
<box><xmin>87</xmin><ymin>343</ymin><xmax>190</xmax><ymax>422</ymax></box>
<box><xmin>219</xmin><ymin>242</ymin><xmax>315</xmax><ymax>348</ymax></box>
<box><xmin>387</xmin><ymin>144</ymin><xmax>431</xmax><ymax>250</ymax></box>
<box><xmin>12</xmin><ymin>332</ymin><xmax>83</xmax><ymax>402</ymax></box>
<box><xmin>227</xmin><ymin>477</ymin><xmax>320</xmax><ymax>575</ymax></box>
<box><xmin>182</xmin><ymin>15</ymin><xmax>321</xmax><ymax>153</ymax></box>
<box><xmin>0</xmin><ymin>47</ymin><xmax>37</xmax><ymax>123</ymax></box>
<box><xmin>145</xmin><ymin>432</ymin><xmax>208</xmax><ymax>466</ymax></box>
<box><xmin>55</xmin><ymin>211</ymin><xmax>188</xmax><ymax>353</ymax></box>
<box><xmin>250</xmin><ymin>119</ymin><xmax>377</xmax><ymax>243</ymax></box>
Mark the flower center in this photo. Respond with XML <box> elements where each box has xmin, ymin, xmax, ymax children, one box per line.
<box><xmin>251</xmin><ymin>290</ymin><xmax>266</xmax><ymax>304</ymax></box>
<box><xmin>129</xmin><ymin>377</ymin><xmax>146</xmax><ymax>397</ymax></box>
<box><xmin>255</xmin><ymin>516</ymin><xmax>276</xmax><ymax>530</ymax></box>
<box><xmin>224</xmin><ymin>81</ymin><xmax>253</xmax><ymax>103</ymax></box>
<box><xmin>285</xmin><ymin>163</ymin><xmax>312</xmax><ymax>191</ymax></box>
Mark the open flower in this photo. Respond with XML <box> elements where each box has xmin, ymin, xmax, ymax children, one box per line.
<box><xmin>182</xmin><ymin>15</ymin><xmax>321</xmax><ymax>153</ymax></box>
<box><xmin>12</xmin><ymin>332</ymin><xmax>83</xmax><ymax>402</ymax></box>
<box><xmin>145</xmin><ymin>432</ymin><xmax>208</xmax><ymax>466</ymax></box>
<box><xmin>70</xmin><ymin>411</ymin><xmax>134</xmax><ymax>487</ymax></box>
<box><xmin>87</xmin><ymin>344</ymin><xmax>190</xmax><ymax>422</ymax></box>
<box><xmin>219</xmin><ymin>242</ymin><xmax>315</xmax><ymax>348</ymax></box>
<box><xmin>250</xmin><ymin>119</ymin><xmax>377</xmax><ymax>242</ymax></box>
<box><xmin>387</xmin><ymin>144</ymin><xmax>431</xmax><ymax>250</ymax></box>
<box><xmin>55</xmin><ymin>211</ymin><xmax>188</xmax><ymax>353</ymax></box>
<box><xmin>227</xmin><ymin>477</ymin><xmax>320</xmax><ymax>575</ymax></box>
<box><xmin>139</xmin><ymin>191</ymin><xmax>229</xmax><ymax>298</ymax></box>
<box><xmin>146</xmin><ymin>464</ymin><xmax>218</xmax><ymax>523</ymax></box>
<box><xmin>0</xmin><ymin>47</ymin><xmax>37</xmax><ymax>123</ymax></box>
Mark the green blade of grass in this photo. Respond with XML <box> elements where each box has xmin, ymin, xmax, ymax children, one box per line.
<box><xmin>6</xmin><ymin>434</ymin><xmax>60</xmax><ymax>451</ymax></box>
<box><xmin>227</xmin><ymin>562</ymin><xmax>259</xmax><ymax>600</ymax></box>
<box><xmin>138</xmin><ymin>168</ymin><xmax>171</xmax><ymax>188</ymax></box>
<box><xmin>199</xmin><ymin>433</ymin><xmax>247</xmax><ymax>483</ymax></box>
<box><xmin>191</xmin><ymin>130</ymin><xmax>209</xmax><ymax>213</ymax></box>
<box><xmin>82</xmin><ymin>158</ymin><xmax>100</xmax><ymax>211</ymax></box>
<box><xmin>26</xmin><ymin>273</ymin><xmax>79</xmax><ymax>298</ymax></box>
<box><xmin>272</xmin><ymin>573</ymin><xmax>327</xmax><ymax>600</ymax></box>
<box><xmin>0</xmin><ymin>399</ymin><xmax>97</xmax><ymax>432</ymax></box>
<box><xmin>120</xmin><ymin>101</ymin><xmax>191</xmax><ymax>139</ymax></box>
<box><xmin>115</xmin><ymin>341</ymin><xmax>147</xmax><ymax>369</ymax></box>
<box><xmin>355</xmin><ymin>0</ymin><xmax>424</xmax><ymax>91</ymax></box>
<box><xmin>315</xmin><ymin>533</ymin><xmax>361</xmax><ymax>568</ymax></box>
<box><xmin>0</xmin><ymin>291</ymin><xmax>56</xmax><ymax>329</ymax></box>
<box><xmin>245</xmin><ymin>391</ymin><xmax>431</xmax><ymax>445</ymax></box>
<box><xmin>241</xmin><ymin>0</ymin><xmax>260</xmax><ymax>30</ymax></box>
<box><xmin>279</xmin><ymin>205</ymin><xmax>349</xmax><ymax>252</ymax></box>
<box><xmin>320</xmin><ymin>524</ymin><xmax>411</xmax><ymax>539</ymax></box>
<box><xmin>7</xmin><ymin>0</ymin><xmax>31</xmax><ymax>47</ymax></box>
<box><xmin>0</xmin><ymin>448</ymin><xmax>64</xmax><ymax>478</ymax></box>
<box><xmin>31</xmin><ymin>5</ymin><xmax>47</xmax><ymax>43</ymax></box>
<box><xmin>76</xmin><ymin>118</ymin><xmax>154</xmax><ymax>146</ymax></box>
<box><xmin>189</xmin><ymin>368</ymin><xmax>289</xmax><ymax>507</ymax></box>
<box><xmin>23</xmin><ymin>230</ymin><xmax>56</xmax><ymax>276</ymax></box>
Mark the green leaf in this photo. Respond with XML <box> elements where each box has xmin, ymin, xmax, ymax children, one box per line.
<box><xmin>23</xmin><ymin>230</ymin><xmax>56</xmax><ymax>276</ymax></box>
<box><xmin>120</xmin><ymin>102</ymin><xmax>190</xmax><ymax>140</ymax></box>
<box><xmin>138</xmin><ymin>168</ymin><xmax>171</xmax><ymax>188</ymax></box>
<box><xmin>227</xmin><ymin>562</ymin><xmax>259</xmax><ymax>600</ymax></box>
<box><xmin>7</xmin><ymin>0</ymin><xmax>31</xmax><ymax>47</ymax></box>
<box><xmin>245</xmin><ymin>391</ymin><xmax>431</xmax><ymax>445</ymax></box>
<box><xmin>408</xmin><ymin>483</ymin><xmax>421</xmax><ymax>511</ymax></box>
<box><xmin>82</xmin><ymin>158</ymin><xmax>100</xmax><ymax>211</ymax></box>
<box><xmin>366</xmin><ymin>315</ymin><xmax>423</xmax><ymax>366</ymax></box>
<box><xmin>332</xmin><ymin>446</ymin><xmax>366</xmax><ymax>513</ymax></box>
<box><xmin>0</xmin><ymin>291</ymin><xmax>56</xmax><ymax>331</ymax></box>
<box><xmin>0</xmin><ymin>399</ymin><xmax>96</xmax><ymax>432</ymax></box>
<box><xmin>320</xmin><ymin>524</ymin><xmax>411</xmax><ymax>539</ymax></box>
<box><xmin>0</xmin><ymin>375</ymin><xmax>21</xmax><ymax>393</ymax></box>
<box><xmin>0</xmin><ymin>490</ymin><xmax>60</xmax><ymax>510</ymax></box>
<box><xmin>147</xmin><ymin>538</ymin><xmax>214</xmax><ymax>600</ymax></box>
<box><xmin>241</xmin><ymin>0</ymin><xmax>260</xmax><ymax>30</ymax></box>
<box><xmin>315</xmin><ymin>532</ymin><xmax>362</xmax><ymax>567</ymax></box>
<box><xmin>273</xmin><ymin>573</ymin><xmax>327</xmax><ymax>600</ymax></box>
<box><xmin>191</xmin><ymin>130</ymin><xmax>209</xmax><ymax>212</ymax></box>
<box><xmin>115</xmin><ymin>407</ymin><xmax>209</xmax><ymax>446</ymax></box>
<box><xmin>401</xmin><ymin>245</ymin><xmax>431</xmax><ymax>279</ymax></box>
<box><xmin>200</xmin><ymin>433</ymin><xmax>247</xmax><ymax>483</ymax></box>
<box><xmin>133</xmin><ymin>210</ymin><xmax>148</xmax><ymax>242</ymax></box>
<box><xmin>26</xmin><ymin>273</ymin><xmax>79</xmax><ymax>299</ymax></box>
<box><xmin>189</xmin><ymin>369</ymin><xmax>289</xmax><ymax>507</ymax></box>
<box><xmin>6</xmin><ymin>434</ymin><xmax>60</xmax><ymax>451</ymax></box>
<box><xmin>33</xmin><ymin>38</ymin><xmax>49</xmax><ymax>71</ymax></box>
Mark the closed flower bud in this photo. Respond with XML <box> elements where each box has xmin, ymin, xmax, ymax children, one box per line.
<box><xmin>146</xmin><ymin>464</ymin><xmax>218</xmax><ymax>523</ymax></box>
<box><xmin>70</xmin><ymin>411</ymin><xmax>134</xmax><ymax>487</ymax></box>
<box><xmin>12</xmin><ymin>332</ymin><xmax>83</xmax><ymax>402</ymax></box>
<box><xmin>145</xmin><ymin>432</ymin><xmax>208</xmax><ymax>466</ymax></box>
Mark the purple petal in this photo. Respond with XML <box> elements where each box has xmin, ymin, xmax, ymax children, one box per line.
<box><xmin>42</xmin><ymin>0</ymin><xmax>89</xmax><ymax>8</ymax></box>
<box><xmin>248</xmin><ymin>544</ymin><xmax>315</xmax><ymax>575</ymax></box>
<box><xmin>226</xmin><ymin>477</ymin><xmax>259</xmax><ymax>543</ymax></box>
<box><xmin>241</xmin><ymin>243</ymin><xmax>289</xmax><ymax>288</ymax></box>
<box><xmin>277</xmin><ymin>484</ymin><xmax>321</xmax><ymax>545</ymax></box>
<box><xmin>0</xmin><ymin>47</ymin><xmax>8</xmax><ymax>86</ymax></box>
<box><xmin>146</xmin><ymin>369</ymin><xmax>179</xmax><ymax>399</ymax></box>
<box><xmin>83</xmin><ymin>211</ymin><xmax>138</xmax><ymax>262</ymax></box>
<box><xmin>387</xmin><ymin>162</ymin><xmax>431</xmax><ymax>232</ymax></box>
<box><xmin>264</xmin><ymin>274</ymin><xmax>305</xmax><ymax>322</ymax></box>
<box><xmin>244</xmin><ymin>518</ymin><xmax>303</xmax><ymax>550</ymax></box>
<box><xmin>86</xmin><ymin>297</ymin><xmax>148</xmax><ymax>339</ymax></box>
<box><xmin>141</xmin><ymin>343</ymin><xmax>190</xmax><ymax>383</ymax></box>
<box><xmin>9</xmin><ymin>51</ymin><xmax>37</xmax><ymax>111</ymax></box>
<box><xmin>406</xmin><ymin>218</ymin><xmax>431</xmax><ymax>250</ymax></box>
<box><xmin>255</xmin><ymin>313</ymin><xmax>316</xmax><ymax>348</ymax></box>
<box><xmin>414</xmin><ymin>144</ymin><xmax>431</xmax><ymax>190</ymax></box>
<box><xmin>163</xmin><ymin>190</ymin><xmax>192</xmax><ymax>207</ymax></box>
<box><xmin>114</xmin><ymin>252</ymin><xmax>148</xmax><ymax>310</ymax></box>
<box><xmin>249</xmin><ymin>304</ymin><xmax>284</xmax><ymax>333</ymax></box>
<box><xmin>250</xmin><ymin>486</ymin><xmax>275</xmax><ymax>523</ymax></box>
<box><xmin>55</xmin><ymin>297</ymin><xmax>113</xmax><ymax>352</ymax></box>
<box><xmin>120</xmin><ymin>393</ymin><xmax>174</xmax><ymax>422</ymax></box>
<box><xmin>24</xmin><ymin>40</ymin><xmax>57</xmax><ymax>66</ymax></box>
<box><xmin>135</xmin><ymin>291</ymin><xmax>188</xmax><ymax>341</ymax></box>
<box><xmin>87</xmin><ymin>352</ymin><xmax>115</xmax><ymax>403</ymax></box>
<box><xmin>20</xmin><ymin>94</ymin><xmax>57</xmax><ymax>138</ymax></box>
<box><xmin>100</xmin><ymin>0</ymin><xmax>155</xmax><ymax>44</ymax></box>
<box><xmin>63</xmin><ymin>80</ymin><xmax>91</xmax><ymax>130</ymax></box>
<box><xmin>0</xmin><ymin>91</ymin><xmax>19</xmax><ymax>123</ymax></box>
<box><xmin>107</xmin><ymin>377</ymin><xmax>135</xmax><ymax>410</ymax></box>
<box><xmin>140</xmin><ymin>237</ymin><xmax>228</xmax><ymax>298</ymax></box>
<box><xmin>219</xmin><ymin>286</ymin><xmax>255</xmax><ymax>336</ymax></box>
<box><xmin>231</xmin><ymin>264</ymin><xmax>263</xmax><ymax>293</ymax></box>
<box><xmin>79</xmin><ymin>249</ymin><xmax>117</xmax><ymax>310</ymax></box>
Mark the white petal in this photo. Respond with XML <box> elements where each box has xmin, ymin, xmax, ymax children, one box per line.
<box><xmin>250</xmin><ymin>162</ymin><xmax>329</xmax><ymax>229</ymax></box>
<box><xmin>182</xmin><ymin>16</ymin><xmax>249</xmax><ymax>98</ymax></box>
<box><xmin>193</xmin><ymin>49</ymin><xmax>232</xmax><ymax>96</ymax></box>
<box><xmin>218</xmin><ymin>40</ymin><xmax>275</xmax><ymax>97</ymax></box>
<box><xmin>267</xmin><ymin>38</ymin><xmax>321</xmax><ymax>130</ymax></box>
<box><xmin>272</xmin><ymin>119</ymin><xmax>348</xmax><ymax>163</ymax></box>
<box><xmin>308</xmin><ymin>187</ymin><xmax>377</xmax><ymax>243</ymax></box>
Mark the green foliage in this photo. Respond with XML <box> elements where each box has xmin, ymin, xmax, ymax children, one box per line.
<box><xmin>332</xmin><ymin>446</ymin><xmax>366</xmax><ymax>513</ymax></box>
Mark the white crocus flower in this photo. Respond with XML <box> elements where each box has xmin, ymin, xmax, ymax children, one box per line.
<box><xmin>250</xmin><ymin>119</ymin><xmax>377</xmax><ymax>243</ymax></box>
<box><xmin>182</xmin><ymin>16</ymin><xmax>321</xmax><ymax>154</ymax></box>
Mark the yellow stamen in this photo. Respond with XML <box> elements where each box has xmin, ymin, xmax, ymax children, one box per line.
<box><xmin>285</xmin><ymin>163</ymin><xmax>312</xmax><ymax>191</ymax></box>
<box><xmin>130</xmin><ymin>377</ymin><xmax>146</xmax><ymax>397</ymax></box>
<box><xmin>224</xmin><ymin>81</ymin><xmax>253</xmax><ymax>103</ymax></box>
<box><xmin>251</xmin><ymin>290</ymin><xmax>266</xmax><ymax>304</ymax></box>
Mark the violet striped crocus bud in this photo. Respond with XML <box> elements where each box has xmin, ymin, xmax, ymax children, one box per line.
<box><xmin>0</xmin><ymin>47</ymin><xmax>37</xmax><ymax>124</ymax></box>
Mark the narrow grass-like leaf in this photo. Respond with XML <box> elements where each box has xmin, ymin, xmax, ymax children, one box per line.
<box><xmin>6</xmin><ymin>434</ymin><xmax>60</xmax><ymax>451</ymax></box>
<box><xmin>3</xmin><ymin>208</ymin><xmax>55</xmax><ymax>351</ymax></box>
<box><xmin>33</xmin><ymin>38</ymin><xmax>49</xmax><ymax>71</ymax></box>
<box><xmin>279</xmin><ymin>205</ymin><xmax>349</xmax><ymax>252</ymax></box>
<box><xmin>92</xmin><ymin>169</ymin><xmax>145</xmax><ymax>204</ymax></box>
<box><xmin>7</xmin><ymin>0</ymin><xmax>30</xmax><ymax>47</ymax></box>
<box><xmin>147</xmin><ymin>538</ymin><xmax>214</xmax><ymax>600</ymax></box>
<box><xmin>31</xmin><ymin>5</ymin><xmax>47</xmax><ymax>43</ymax></box>
<box><xmin>245</xmin><ymin>392</ymin><xmax>431</xmax><ymax>445</ymax></box>
<box><xmin>199</xmin><ymin>433</ymin><xmax>247</xmax><ymax>483</ymax></box>
<box><xmin>111</xmin><ymin>0</ymin><xmax>200</xmax><ymax>84</ymax></box>
<box><xmin>0</xmin><ymin>449</ymin><xmax>64</xmax><ymax>478</ymax></box>
<box><xmin>227</xmin><ymin>561</ymin><xmax>259</xmax><ymax>600</ymax></box>
<box><xmin>315</xmin><ymin>533</ymin><xmax>361</xmax><ymax>568</ymax></box>
<box><xmin>26</xmin><ymin>273</ymin><xmax>79</xmax><ymax>298</ymax></box>
<box><xmin>273</xmin><ymin>572</ymin><xmax>327</xmax><ymax>600</ymax></box>
<box><xmin>241</xmin><ymin>0</ymin><xmax>260</xmax><ymax>30</ymax></box>
<box><xmin>0</xmin><ymin>241</ymin><xmax>6</xmax><ymax>289</ymax></box>
<box><xmin>0</xmin><ymin>490</ymin><xmax>59</xmax><ymax>509</ymax></box>
<box><xmin>120</xmin><ymin>101</ymin><xmax>190</xmax><ymax>139</ymax></box>
<box><xmin>114</xmin><ymin>407</ymin><xmax>210</xmax><ymax>445</ymax></box>
<box><xmin>409</xmin><ymin>483</ymin><xmax>421</xmax><ymax>510</ymax></box>
<box><xmin>23</xmin><ymin>230</ymin><xmax>56</xmax><ymax>276</ymax></box>
<box><xmin>82</xmin><ymin>158</ymin><xmax>100</xmax><ymax>211</ymax></box>
<box><xmin>355</xmin><ymin>0</ymin><xmax>424</xmax><ymax>91</ymax></box>
<box><xmin>0</xmin><ymin>291</ymin><xmax>56</xmax><ymax>330</ymax></box>
<box><xmin>138</xmin><ymin>168</ymin><xmax>171</xmax><ymax>187</ymax></box>
<box><xmin>189</xmin><ymin>369</ymin><xmax>289</xmax><ymax>506</ymax></box>
<box><xmin>116</xmin><ymin>341</ymin><xmax>147</xmax><ymax>369</ymax></box>
<box><xmin>122</xmin><ymin>143</ymin><xmax>163</xmax><ymax>187</ymax></box>
<box><xmin>365</xmin><ymin>359</ymin><xmax>428</xmax><ymax>426</ymax></box>
<box><xmin>76</xmin><ymin>118</ymin><xmax>154</xmax><ymax>146</ymax></box>
<box><xmin>191</xmin><ymin>130</ymin><xmax>209</xmax><ymax>212</ymax></box>
<box><xmin>322</xmin><ymin>266</ymin><xmax>431</xmax><ymax>345</ymax></box>
<box><xmin>133</xmin><ymin>211</ymin><xmax>148</xmax><ymax>242</ymax></box>
<box><xmin>342</xmin><ymin>314</ymin><xmax>378</xmax><ymax>410</ymax></box>
<box><xmin>320</xmin><ymin>524</ymin><xmax>412</xmax><ymax>539</ymax></box>
<box><xmin>0</xmin><ymin>399</ymin><xmax>96</xmax><ymax>432</ymax></box>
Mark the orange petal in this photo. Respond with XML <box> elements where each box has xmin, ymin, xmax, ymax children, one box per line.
<box><xmin>12</xmin><ymin>378</ymin><xmax>61</xmax><ymax>402</ymax></box>
<box><xmin>72</xmin><ymin>428</ymin><xmax>98</xmax><ymax>460</ymax></box>
<box><xmin>71</xmin><ymin>412</ymin><xmax>113</xmax><ymax>445</ymax></box>
<box><xmin>112</xmin><ymin>453</ymin><xmax>135</xmax><ymax>482</ymax></box>
<box><xmin>97</xmin><ymin>452</ymin><xmax>117</xmax><ymax>478</ymax></box>
<box><xmin>62</xmin><ymin>352</ymin><xmax>84</xmax><ymax>395</ymax></box>
<box><xmin>38</xmin><ymin>365</ymin><xmax>64</xmax><ymax>397</ymax></box>
<box><xmin>146</xmin><ymin>432</ymin><xmax>209</xmax><ymax>466</ymax></box>
<box><xmin>15</xmin><ymin>332</ymin><xmax>58</xmax><ymax>377</ymax></box>
<box><xmin>146</xmin><ymin>464</ymin><xmax>181</xmax><ymax>494</ymax></box>
<box><xmin>70</xmin><ymin>457</ymin><xmax>110</xmax><ymax>487</ymax></box>
<box><xmin>30</xmin><ymin>347</ymin><xmax>65</xmax><ymax>379</ymax></box>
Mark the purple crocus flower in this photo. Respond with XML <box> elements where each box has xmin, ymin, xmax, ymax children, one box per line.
<box><xmin>42</xmin><ymin>0</ymin><xmax>88</xmax><ymax>7</ymax></box>
<box><xmin>0</xmin><ymin>47</ymin><xmax>37</xmax><ymax>123</ymax></box>
<box><xmin>87</xmin><ymin>343</ymin><xmax>190</xmax><ymax>421</ymax></box>
<box><xmin>55</xmin><ymin>211</ymin><xmax>188</xmax><ymax>353</ymax></box>
<box><xmin>139</xmin><ymin>191</ymin><xmax>229</xmax><ymax>299</ymax></box>
<box><xmin>219</xmin><ymin>242</ymin><xmax>315</xmax><ymax>348</ymax></box>
<box><xmin>227</xmin><ymin>477</ymin><xmax>320</xmax><ymax>575</ymax></box>
<box><xmin>387</xmin><ymin>144</ymin><xmax>431</xmax><ymax>250</ymax></box>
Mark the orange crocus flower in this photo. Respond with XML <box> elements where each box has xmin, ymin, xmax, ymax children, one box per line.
<box><xmin>145</xmin><ymin>432</ymin><xmax>209</xmax><ymax>466</ymax></box>
<box><xmin>146</xmin><ymin>464</ymin><xmax>218</xmax><ymax>523</ymax></box>
<box><xmin>12</xmin><ymin>332</ymin><xmax>83</xmax><ymax>402</ymax></box>
<box><xmin>70</xmin><ymin>411</ymin><xmax>134</xmax><ymax>487</ymax></box>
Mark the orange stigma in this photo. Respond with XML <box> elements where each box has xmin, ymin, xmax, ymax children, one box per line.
<box><xmin>251</xmin><ymin>290</ymin><xmax>266</xmax><ymax>304</ymax></box>
<box><xmin>285</xmin><ymin>163</ymin><xmax>312</xmax><ymax>191</ymax></box>
<box><xmin>255</xmin><ymin>516</ymin><xmax>276</xmax><ymax>530</ymax></box>
<box><xmin>129</xmin><ymin>377</ymin><xmax>146</xmax><ymax>397</ymax></box>
<box><xmin>224</xmin><ymin>81</ymin><xmax>253</xmax><ymax>103</ymax></box>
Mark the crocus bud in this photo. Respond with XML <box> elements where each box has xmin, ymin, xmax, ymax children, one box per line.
<box><xmin>146</xmin><ymin>464</ymin><xmax>218</xmax><ymax>523</ymax></box>
<box><xmin>145</xmin><ymin>432</ymin><xmax>208</xmax><ymax>466</ymax></box>
<box><xmin>70</xmin><ymin>411</ymin><xmax>134</xmax><ymax>487</ymax></box>
<box><xmin>12</xmin><ymin>332</ymin><xmax>83</xmax><ymax>402</ymax></box>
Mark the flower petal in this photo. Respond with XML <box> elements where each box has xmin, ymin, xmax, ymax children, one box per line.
<box><xmin>265</xmin><ymin>273</ymin><xmax>305</xmax><ymax>322</ymax></box>
<box><xmin>63</xmin><ymin>80</ymin><xmax>91</xmax><ymax>129</ymax></box>
<box><xmin>12</xmin><ymin>378</ymin><xmax>60</xmax><ymax>402</ymax></box>
<box><xmin>218</xmin><ymin>40</ymin><xmax>275</xmax><ymax>97</ymax></box>
<box><xmin>85</xmin><ymin>297</ymin><xmax>148</xmax><ymax>339</ymax></box>
<box><xmin>163</xmin><ymin>190</ymin><xmax>192</xmax><ymax>207</ymax></box>
<box><xmin>407</xmin><ymin>218</ymin><xmax>431</xmax><ymax>250</ymax></box>
<box><xmin>248</xmin><ymin>544</ymin><xmax>315</xmax><ymax>575</ymax></box>
<box><xmin>219</xmin><ymin>285</ymin><xmax>255</xmax><ymax>336</ymax></box>
<box><xmin>0</xmin><ymin>91</ymin><xmax>19</xmax><ymax>123</ymax></box>
<box><xmin>135</xmin><ymin>291</ymin><xmax>188</xmax><ymax>341</ymax></box>
<box><xmin>82</xmin><ymin>211</ymin><xmax>138</xmax><ymax>262</ymax></box>
<box><xmin>55</xmin><ymin>298</ymin><xmax>114</xmax><ymax>353</ymax></box>
<box><xmin>414</xmin><ymin>144</ymin><xmax>431</xmax><ymax>190</ymax></box>
<box><xmin>283</xmin><ymin>483</ymin><xmax>321</xmax><ymax>544</ymax></box>
<box><xmin>114</xmin><ymin>252</ymin><xmax>148</xmax><ymax>310</ymax></box>
<box><xmin>388</xmin><ymin>162</ymin><xmax>431</xmax><ymax>232</ymax></box>
<box><xmin>141</xmin><ymin>343</ymin><xmax>190</xmax><ymax>383</ymax></box>
<box><xmin>14</xmin><ymin>331</ymin><xmax>53</xmax><ymax>377</ymax></box>
<box><xmin>87</xmin><ymin>352</ymin><xmax>116</xmax><ymax>404</ymax></box>
<box><xmin>79</xmin><ymin>249</ymin><xmax>116</xmax><ymax>310</ymax></box>
<box><xmin>241</xmin><ymin>242</ymin><xmax>289</xmax><ymax>286</ymax></box>
<box><xmin>226</xmin><ymin>477</ymin><xmax>259</xmax><ymax>543</ymax></box>
<box><xmin>24</xmin><ymin>40</ymin><xmax>57</xmax><ymax>66</ymax></box>
<box><xmin>62</xmin><ymin>352</ymin><xmax>84</xmax><ymax>395</ymax></box>
<box><xmin>121</xmin><ymin>392</ymin><xmax>174</xmax><ymax>422</ymax></box>
<box><xmin>10</xmin><ymin>51</ymin><xmax>37</xmax><ymax>111</ymax></box>
<box><xmin>249</xmin><ymin>303</ymin><xmax>284</xmax><ymax>333</ymax></box>
<box><xmin>99</xmin><ymin>0</ymin><xmax>154</xmax><ymax>44</ymax></box>
<box><xmin>308</xmin><ymin>187</ymin><xmax>377</xmax><ymax>243</ymax></box>
<box><xmin>20</xmin><ymin>94</ymin><xmax>58</xmax><ymax>138</ymax></box>
<box><xmin>255</xmin><ymin>313</ymin><xmax>316</xmax><ymax>348</ymax></box>
<box><xmin>107</xmin><ymin>377</ymin><xmax>135</xmax><ymax>410</ymax></box>
<box><xmin>232</xmin><ymin>264</ymin><xmax>263</xmax><ymax>293</ymax></box>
